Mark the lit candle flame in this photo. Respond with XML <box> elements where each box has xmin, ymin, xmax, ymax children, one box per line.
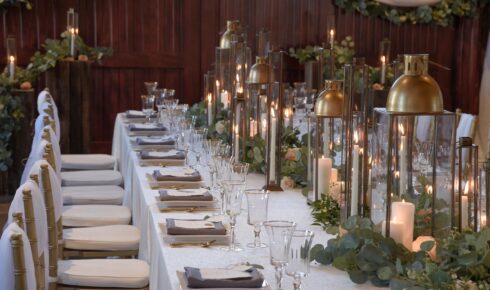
<box><xmin>237</xmin><ymin>86</ymin><xmax>243</xmax><ymax>94</ymax></box>
<box><xmin>380</xmin><ymin>55</ymin><xmax>386</xmax><ymax>64</ymax></box>
<box><xmin>271</xmin><ymin>107</ymin><xmax>276</xmax><ymax>118</ymax></box>
<box><xmin>354</xmin><ymin>130</ymin><xmax>359</xmax><ymax>144</ymax></box>
<box><xmin>427</xmin><ymin>185</ymin><xmax>433</xmax><ymax>195</ymax></box>
<box><xmin>329</xmin><ymin>29</ymin><xmax>335</xmax><ymax>39</ymax></box>
<box><xmin>215</xmin><ymin>80</ymin><xmax>220</xmax><ymax>88</ymax></box>
<box><xmin>464</xmin><ymin>181</ymin><xmax>469</xmax><ymax>195</ymax></box>
<box><xmin>368</xmin><ymin>156</ymin><xmax>372</xmax><ymax>165</ymax></box>
<box><xmin>9</xmin><ymin>55</ymin><xmax>15</xmax><ymax>63</ymax></box>
<box><xmin>329</xmin><ymin>142</ymin><xmax>333</xmax><ymax>151</ymax></box>
<box><xmin>234</xmin><ymin>125</ymin><xmax>239</xmax><ymax>134</ymax></box>
<box><xmin>207</xmin><ymin>93</ymin><xmax>212</xmax><ymax>103</ymax></box>
<box><xmin>395</xmin><ymin>171</ymin><xmax>400</xmax><ymax>179</ymax></box>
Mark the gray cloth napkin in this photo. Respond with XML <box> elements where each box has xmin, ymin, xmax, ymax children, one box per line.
<box><xmin>153</xmin><ymin>170</ymin><xmax>201</xmax><ymax>182</ymax></box>
<box><xmin>128</xmin><ymin>124</ymin><xmax>167</xmax><ymax>131</ymax></box>
<box><xmin>136</xmin><ymin>137</ymin><xmax>175</xmax><ymax>145</ymax></box>
<box><xmin>184</xmin><ymin>267</ymin><xmax>264</xmax><ymax>288</ymax></box>
<box><xmin>126</xmin><ymin>110</ymin><xmax>156</xmax><ymax>118</ymax></box>
<box><xmin>159</xmin><ymin>190</ymin><xmax>213</xmax><ymax>201</ymax></box>
<box><xmin>140</xmin><ymin>151</ymin><xmax>185</xmax><ymax>160</ymax></box>
<box><xmin>166</xmin><ymin>219</ymin><xmax>226</xmax><ymax>235</ymax></box>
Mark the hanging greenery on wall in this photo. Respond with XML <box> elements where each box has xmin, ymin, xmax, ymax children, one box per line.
<box><xmin>0</xmin><ymin>0</ymin><xmax>31</xmax><ymax>10</ymax></box>
<box><xmin>334</xmin><ymin>0</ymin><xmax>489</xmax><ymax>27</ymax></box>
<box><xmin>0</xmin><ymin>32</ymin><xmax>111</xmax><ymax>170</ymax></box>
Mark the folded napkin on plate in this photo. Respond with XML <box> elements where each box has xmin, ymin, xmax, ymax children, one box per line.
<box><xmin>141</xmin><ymin>150</ymin><xmax>185</xmax><ymax>160</ymax></box>
<box><xmin>184</xmin><ymin>266</ymin><xmax>264</xmax><ymax>288</ymax></box>
<box><xmin>159</xmin><ymin>188</ymin><xmax>213</xmax><ymax>201</ymax></box>
<box><xmin>166</xmin><ymin>219</ymin><xmax>226</xmax><ymax>235</ymax></box>
<box><xmin>126</xmin><ymin>110</ymin><xmax>156</xmax><ymax>118</ymax></box>
<box><xmin>136</xmin><ymin>137</ymin><xmax>175</xmax><ymax>145</ymax></box>
<box><xmin>153</xmin><ymin>169</ymin><xmax>201</xmax><ymax>182</ymax></box>
<box><xmin>128</xmin><ymin>124</ymin><xmax>167</xmax><ymax>131</ymax></box>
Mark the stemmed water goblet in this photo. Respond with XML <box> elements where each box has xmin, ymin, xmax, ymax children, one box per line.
<box><xmin>141</xmin><ymin>95</ymin><xmax>155</xmax><ymax>123</ymax></box>
<box><xmin>245</xmin><ymin>189</ymin><xmax>269</xmax><ymax>248</ymax></box>
<box><xmin>221</xmin><ymin>179</ymin><xmax>246</xmax><ymax>252</ymax></box>
<box><xmin>264</xmin><ymin>220</ymin><xmax>296</xmax><ymax>290</ymax></box>
<box><xmin>286</xmin><ymin>230</ymin><xmax>315</xmax><ymax>290</ymax></box>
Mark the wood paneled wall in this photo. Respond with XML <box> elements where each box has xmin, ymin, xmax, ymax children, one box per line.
<box><xmin>1</xmin><ymin>0</ymin><xmax>487</xmax><ymax>153</ymax></box>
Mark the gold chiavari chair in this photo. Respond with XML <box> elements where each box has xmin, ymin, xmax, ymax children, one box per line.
<box><xmin>11</xmin><ymin>231</ymin><xmax>28</xmax><ymax>290</ymax></box>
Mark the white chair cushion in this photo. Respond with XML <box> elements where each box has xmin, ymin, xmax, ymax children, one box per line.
<box><xmin>58</xmin><ymin>259</ymin><xmax>149</xmax><ymax>288</ymax></box>
<box><xmin>61</xmin><ymin>170</ymin><xmax>123</xmax><ymax>186</ymax></box>
<box><xmin>63</xmin><ymin>225</ymin><xmax>140</xmax><ymax>251</ymax></box>
<box><xmin>62</xmin><ymin>205</ymin><xmax>131</xmax><ymax>227</ymax></box>
<box><xmin>61</xmin><ymin>154</ymin><xmax>116</xmax><ymax>170</ymax></box>
<box><xmin>62</xmin><ymin>185</ymin><xmax>124</xmax><ymax>205</ymax></box>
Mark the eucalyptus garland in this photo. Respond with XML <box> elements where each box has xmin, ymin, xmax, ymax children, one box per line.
<box><xmin>0</xmin><ymin>0</ymin><xmax>31</xmax><ymax>10</ymax></box>
<box><xmin>311</xmin><ymin>216</ymin><xmax>490</xmax><ymax>289</ymax></box>
<box><xmin>335</xmin><ymin>0</ymin><xmax>489</xmax><ymax>27</ymax></box>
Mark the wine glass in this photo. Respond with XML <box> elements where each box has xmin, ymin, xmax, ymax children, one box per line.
<box><xmin>245</xmin><ymin>189</ymin><xmax>269</xmax><ymax>248</ymax></box>
<box><xmin>286</xmin><ymin>230</ymin><xmax>315</xmax><ymax>290</ymax></box>
<box><xmin>221</xmin><ymin>179</ymin><xmax>246</xmax><ymax>252</ymax></box>
<box><xmin>141</xmin><ymin>95</ymin><xmax>155</xmax><ymax>123</ymax></box>
<box><xmin>144</xmin><ymin>81</ymin><xmax>158</xmax><ymax>95</ymax></box>
<box><xmin>264</xmin><ymin>220</ymin><xmax>296</xmax><ymax>290</ymax></box>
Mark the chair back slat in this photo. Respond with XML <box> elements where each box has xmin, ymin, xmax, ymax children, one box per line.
<box><xmin>11</xmin><ymin>232</ymin><xmax>28</xmax><ymax>290</ymax></box>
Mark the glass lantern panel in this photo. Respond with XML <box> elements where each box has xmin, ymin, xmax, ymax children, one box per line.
<box><xmin>456</xmin><ymin>141</ymin><xmax>479</xmax><ymax>231</ymax></box>
<box><xmin>371</xmin><ymin>108</ymin><xmax>456</xmax><ymax>241</ymax></box>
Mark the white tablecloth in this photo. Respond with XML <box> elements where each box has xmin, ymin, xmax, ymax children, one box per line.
<box><xmin>112</xmin><ymin>113</ymin><xmax>379</xmax><ymax>290</ymax></box>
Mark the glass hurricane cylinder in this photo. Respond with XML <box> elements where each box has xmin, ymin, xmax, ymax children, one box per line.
<box><xmin>6</xmin><ymin>35</ymin><xmax>16</xmax><ymax>81</ymax></box>
<box><xmin>371</xmin><ymin>54</ymin><xmax>456</xmax><ymax>250</ymax></box>
<box><xmin>204</xmin><ymin>71</ymin><xmax>216</xmax><ymax>126</ymax></box>
<box><xmin>456</xmin><ymin>137</ymin><xmax>479</xmax><ymax>232</ymax></box>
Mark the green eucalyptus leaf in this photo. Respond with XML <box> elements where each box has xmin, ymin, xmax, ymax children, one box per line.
<box><xmin>428</xmin><ymin>269</ymin><xmax>450</xmax><ymax>287</ymax></box>
<box><xmin>389</xmin><ymin>278</ymin><xmax>415</xmax><ymax>290</ymax></box>
<box><xmin>457</xmin><ymin>252</ymin><xmax>478</xmax><ymax>266</ymax></box>
<box><xmin>347</xmin><ymin>270</ymin><xmax>368</xmax><ymax>284</ymax></box>
<box><xmin>420</xmin><ymin>240</ymin><xmax>435</xmax><ymax>252</ymax></box>
<box><xmin>315</xmin><ymin>249</ymin><xmax>333</xmax><ymax>265</ymax></box>
<box><xmin>310</xmin><ymin>244</ymin><xmax>324</xmax><ymax>262</ymax></box>
<box><xmin>376</xmin><ymin>265</ymin><xmax>395</xmax><ymax>280</ymax></box>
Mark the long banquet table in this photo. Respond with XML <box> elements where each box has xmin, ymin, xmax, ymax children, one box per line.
<box><xmin>111</xmin><ymin>113</ymin><xmax>378</xmax><ymax>290</ymax></box>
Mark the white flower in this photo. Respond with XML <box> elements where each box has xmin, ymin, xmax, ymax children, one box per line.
<box><xmin>280</xmin><ymin>176</ymin><xmax>296</xmax><ymax>189</ymax></box>
<box><xmin>215</xmin><ymin>121</ymin><xmax>225</xmax><ymax>134</ymax></box>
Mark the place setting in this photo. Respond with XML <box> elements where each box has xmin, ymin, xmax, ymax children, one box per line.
<box><xmin>130</xmin><ymin>135</ymin><xmax>177</xmax><ymax>151</ymax></box>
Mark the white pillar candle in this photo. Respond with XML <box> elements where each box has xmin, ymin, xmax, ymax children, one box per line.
<box><xmin>391</xmin><ymin>200</ymin><xmax>415</xmax><ymax>250</ymax></box>
<box><xmin>220</xmin><ymin>90</ymin><xmax>230</xmax><ymax>109</ymax></box>
<box><xmin>8</xmin><ymin>55</ymin><xmax>15</xmax><ymax>81</ymax></box>
<box><xmin>380</xmin><ymin>55</ymin><xmax>386</xmax><ymax>85</ymax></box>
<box><xmin>234</xmin><ymin>125</ymin><xmax>239</xmax><ymax>161</ymax></box>
<box><xmin>329</xmin><ymin>29</ymin><xmax>335</xmax><ymax>49</ymax></box>
<box><xmin>382</xmin><ymin>220</ymin><xmax>404</xmax><ymax>246</ymax></box>
<box><xmin>70</xmin><ymin>28</ymin><xmax>76</xmax><ymax>57</ymax></box>
<box><xmin>260</xmin><ymin>114</ymin><xmax>267</xmax><ymax>139</ymax></box>
<box><xmin>351</xmin><ymin>131</ymin><xmax>360</xmax><ymax>216</ymax></box>
<box><xmin>330</xmin><ymin>168</ymin><xmax>338</xmax><ymax>183</ymax></box>
<box><xmin>318</xmin><ymin>156</ymin><xmax>332</xmax><ymax>195</ymax></box>
<box><xmin>207</xmin><ymin>93</ymin><xmax>213</xmax><ymax>126</ymax></box>
<box><xmin>462</xmin><ymin>195</ymin><xmax>469</xmax><ymax>229</ymax></box>
<box><xmin>399</xmin><ymin>124</ymin><xmax>408</xmax><ymax>196</ymax></box>
<box><xmin>269</xmin><ymin>108</ymin><xmax>277</xmax><ymax>182</ymax></box>
<box><xmin>249</xmin><ymin>119</ymin><xmax>257</xmax><ymax>138</ymax></box>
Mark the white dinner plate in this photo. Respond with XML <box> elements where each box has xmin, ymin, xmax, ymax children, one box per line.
<box><xmin>159</xmin><ymin>223</ymin><xmax>230</xmax><ymax>245</ymax></box>
<box><xmin>139</xmin><ymin>158</ymin><xmax>185</xmax><ymax>167</ymax></box>
<box><xmin>176</xmin><ymin>271</ymin><xmax>271</xmax><ymax>290</ymax></box>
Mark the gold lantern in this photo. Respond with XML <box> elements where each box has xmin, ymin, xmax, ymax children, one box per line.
<box><xmin>307</xmin><ymin>80</ymin><xmax>347</xmax><ymax>203</ymax></box>
<box><xmin>219</xmin><ymin>20</ymin><xmax>239</xmax><ymax>49</ymax></box>
<box><xmin>371</xmin><ymin>54</ymin><xmax>456</xmax><ymax>249</ymax></box>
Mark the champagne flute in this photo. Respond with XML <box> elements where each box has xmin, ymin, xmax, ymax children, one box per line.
<box><xmin>245</xmin><ymin>189</ymin><xmax>269</xmax><ymax>248</ymax></box>
<box><xmin>154</xmin><ymin>88</ymin><xmax>166</xmax><ymax>124</ymax></box>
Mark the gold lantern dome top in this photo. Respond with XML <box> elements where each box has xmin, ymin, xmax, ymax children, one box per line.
<box><xmin>219</xmin><ymin>20</ymin><xmax>240</xmax><ymax>49</ymax></box>
<box><xmin>247</xmin><ymin>56</ymin><xmax>272</xmax><ymax>85</ymax></box>
<box><xmin>314</xmin><ymin>80</ymin><xmax>344</xmax><ymax>117</ymax></box>
<box><xmin>387</xmin><ymin>54</ymin><xmax>443</xmax><ymax>113</ymax></box>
